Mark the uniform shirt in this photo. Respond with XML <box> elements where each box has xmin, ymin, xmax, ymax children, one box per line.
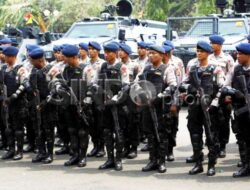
<box><xmin>169</xmin><ymin>55</ymin><xmax>185</xmax><ymax>84</ymax></box>
<box><xmin>82</xmin><ymin>64</ymin><xmax>95</xmax><ymax>86</ymax></box>
<box><xmin>22</xmin><ymin>59</ymin><xmax>33</xmax><ymax>74</ymax></box>
<box><xmin>184</xmin><ymin>59</ymin><xmax>224</xmax><ymax>87</ymax></box>
<box><xmin>86</xmin><ymin>58</ymin><xmax>105</xmax><ymax>73</ymax></box>
<box><xmin>209</xmin><ymin>52</ymin><xmax>236</xmax><ymax>85</ymax></box>
<box><xmin>47</xmin><ymin>61</ymin><xmax>67</xmax><ymax>79</ymax></box>
<box><xmin>135</xmin><ymin>56</ymin><xmax>150</xmax><ymax>71</ymax></box>
<box><xmin>79</xmin><ymin>57</ymin><xmax>90</xmax><ymax>65</ymax></box>
<box><xmin>121</xmin><ymin>58</ymin><xmax>141</xmax><ymax>83</ymax></box>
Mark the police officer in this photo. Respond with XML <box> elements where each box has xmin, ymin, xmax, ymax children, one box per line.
<box><xmin>224</xmin><ymin>43</ymin><xmax>250</xmax><ymax>177</ymax></box>
<box><xmin>135</xmin><ymin>41</ymin><xmax>150</xmax><ymax>151</ymax></box>
<box><xmin>1</xmin><ymin>46</ymin><xmax>29</xmax><ymax>160</ymax></box>
<box><xmin>22</xmin><ymin>44</ymin><xmax>40</xmax><ymax>153</ymax></box>
<box><xmin>136</xmin><ymin>42</ymin><xmax>150</xmax><ymax>70</ymax></box>
<box><xmin>209</xmin><ymin>34</ymin><xmax>235</xmax><ymax>158</ymax></box>
<box><xmin>182</xmin><ymin>41</ymin><xmax>224</xmax><ymax>176</ymax></box>
<box><xmin>86</xmin><ymin>41</ymin><xmax>106</xmax><ymax>158</ymax></box>
<box><xmin>50</xmin><ymin>45</ymin><xmax>64</xmax><ymax>66</ymax></box>
<box><xmin>57</xmin><ymin>44</ymin><xmax>93</xmax><ymax>167</ymax></box>
<box><xmin>0</xmin><ymin>46</ymin><xmax>6</xmax><ymax>150</ymax></box>
<box><xmin>119</xmin><ymin>43</ymin><xmax>141</xmax><ymax>159</ymax></box>
<box><xmin>28</xmin><ymin>48</ymin><xmax>57</xmax><ymax>164</ymax></box>
<box><xmin>95</xmin><ymin>42</ymin><xmax>129</xmax><ymax>171</ymax></box>
<box><xmin>162</xmin><ymin>44</ymin><xmax>183</xmax><ymax>162</ymax></box>
<box><xmin>163</xmin><ymin>40</ymin><xmax>185</xmax><ymax>82</ymax></box>
<box><xmin>47</xmin><ymin>47</ymin><xmax>70</xmax><ymax>156</ymax></box>
<box><xmin>136</xmin><ymin>45</ymin><xmax>177</xmax><ymax>173</ymax></box>
<box><xmin>79</xmin><ymin>43</ymin><xmax>89</xmax><ymax>64</ymax></box>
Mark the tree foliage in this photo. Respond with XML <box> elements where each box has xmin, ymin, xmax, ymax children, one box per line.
<box><xmin>0</xmin><ymin>0</ymin><xmax>228</xmax><ymax>32</ymax></box>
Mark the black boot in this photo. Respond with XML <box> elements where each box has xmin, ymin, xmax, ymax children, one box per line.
<box><xmin>233</xmin><ymin>148</ymin><xmax>250</xmax><ymax>178</ymax></box>
<box><xmin>142</xmin><ymin>160</ymin><xmax>158</xmax><ymax>172</ymax></box>
<box><xmin>78</xmin><ymin>149</ymin><xmax>87</xmax><ymax>168</ymax></box>
<box><xmin>207</xmin><ymin>162</ymin><xmax>216</xmax><ymax>176</ymax></box>
<box><xmin>13</xmin><ymin>131</ymin><xmax>24</xmax><ymax>161</ymax></box>
<box><xmin>166</xmin><ymin>146</ymin><xmax>175</xmax><ymax>162</ymax></box>
<box><xmin>158</xmin><ymin>159</ymin><xmax>167</xmax><ymax>173</ymax></box>
<box><xmin>127</xmin><ymin>146</ymin><xmax>137</xmax><ymax>159</ymax></box>
<box><xmin>99</xmin><ymin>149</ymin><xmax>115</xmax><ymax>170</ymax></box>
<box><xmin>78</xmin><ymin>157</ymin><xmax>87</xmax><ymax>168</ymax></box>
<box><xmin>13</xmin><ymin>150</ymin><xmax>23</xmax><ymax>161</ymax></box>
<box><xmin>115</xmin><ymin>150</ymin><xmax>123</xmax><ymax>171</ymax></box>
<box><xmin>1</xmin><ymin>149</ymin><xmax>15</xmax><ymax>160</ymax></box>
<box><xmin>87</xmin><ymin>144</ymin><xmax>98</xmax><ymax>157</ymax></box>
<box><xmin>55</xmin><ymin>145</ymin><xmax>69</xmax><ymax>155</ymax></box>
<box><xmin>233</xmin><ymin>166</ymin><xmax>250</xmax><ymax>178</ymax></box>
<box><xmin>32</xmin><ymin>153</ymin><xmax>47</xmax><ymax>163</ymax></box>
<box><xmin>43</xmin><ymin>141</ymin><xmax>54</xmax><ymax>164</ymax></box>
<box><xmin>115</xmin><ymin>160</ymin><xmax>123</xmax><ymax>171</ymax></box>
<box><xmin>64</xmin><ymin>154</ymin><xmax>79</xmax><ymax>166</ymax></box>
<box><xmin>43</xmin><ymin>154</ymin><xmax>53</xmax><ymax>164</ymax></box>
<box><xmin>189</xmin><ymin>161</ymin><xmax>204</xmax><ymax>175</ymax></box>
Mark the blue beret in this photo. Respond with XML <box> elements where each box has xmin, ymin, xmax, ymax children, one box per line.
<box><xmin>0</xmin><ymin>38</ymin><xmax>12</xmax><ymax>44</ymax></box>
<box><xmin>79</xmin><ymin>43</ymin><xmax>88</xmax><ymax>51</ymax></box>
<box><xmin>137</xmin><ymin>41</ymin><xmax>147</xmax><ymax>49</ymax></box>
<box><xmin>236</xmin><ymin>43</ymin><xmax>250</xmax><ymax>54</ymax></box>
<box><xmin>3</xmin><ymin>46</ymin><xmax>19</xmax><ymax>56</ymax></box>
<box><xmin>197</xmin><ymin>41</ymin><xmax>213</xmax><ymax>53</ymax></box>
<box><xmin>119</xmin><ymin>43</ymin><xmax>132</xmax><ymax>55</ymax></box>
<box><xmin>162</xmin><ymin>45</ymin><xmax>172</xmax><ymax>53</ymax></box>
<box><xmin>89</xmin><ymin>41</ymin><xmax>101</xmax><ymax>51</ymax></box>
<box><xmin>53</xmin><ymin>45</ymin><xmax>61</xmax><ymax>52</ymax></box>
<box><xmin>163</xmin><ymin>40</ymin><xmax>175</xmax><ymax>49</ymax></box>
<box><xmin>209</xmin><ymin>35</ymin><xmax>225</xmax><ymax>45</ymax></box>
<box><xmin>26</xmin><ymin>44</ymin><xmax>40</xmax><ymax>53</ymax></box>
<box><xmin>148</xmin><ymin>45</ymin><xmax>165</xmax><ymax>54</ymax></box>
<box><xmin>104</xmin><ymin>42</ymin><xmax>120</xmax><ymax>52</ymax></box>
<box><xmin>29</xmin><ymin>48</ymin><xmax>44</xmax><ymax>59</ymax></box>
<box><xmin>62</xmin><ymin>44</ymin><xmax>79</xmax><ymax>57</ymax></box>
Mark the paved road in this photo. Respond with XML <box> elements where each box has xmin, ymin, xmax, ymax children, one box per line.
<box><xmin>0</xmin><ymin>109</ymin><xmax>249</xmax><ymax>190</ymax></box>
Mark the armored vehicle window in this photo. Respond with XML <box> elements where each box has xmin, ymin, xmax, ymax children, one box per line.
<box><xmin>65</xmin><ymin>23</ymin><xmax>117</xmax><ymax>38</ymax></box>
<box><xmin>219</xmin><ymin>20</ymin><xmax>247</xmax><ymax>36</ymax></box>
<box><xmin>187</xmin><ymin>21</ymin><xmax>213</xmax><ymax>37</ymax></box>
<box><xmin>187</xmin><ymin>19</ymin><xmax>247</xmax><ymax>37</ymax></box>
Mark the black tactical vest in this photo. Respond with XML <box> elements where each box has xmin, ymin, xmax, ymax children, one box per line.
<box><xmin>189</xmin><ymin>64</ymin><xmax>216</xmax><ymax>96</ymax></box>
<box><xmin>61</xmin><ymin>63</ymin><xmax>87</xmax><ymax>101</ymax></box>
<box><xmin>232</xmin><ymin>64</ymin><xmax>250</xmax><ymax>93</ymax></box>
<box><xmin>99</xmin><ymin>62</ymin><xmax>123</xmax><ymax>95</ymax></box>
<box><xmin>0</xmin><ymin>64</ymin><xmax>23</xmax><ymax>97</ymax></box>
<box><xmin>139</xmin><ymin>64</ymin><xmax>167</xmax><ymax>94</ymax></box>
<box><xmin>30</xmin><ymin>64</ymin><xmax>53</xmax><ymax>100</ymax></box>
